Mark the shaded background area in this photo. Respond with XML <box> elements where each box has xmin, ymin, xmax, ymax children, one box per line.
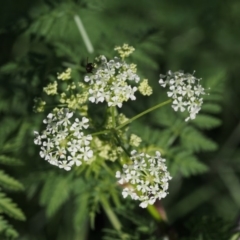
<box><xmin>0</xmin><ymin>0</ymin><xmax>240</xmax><ymax>239</ymax></box>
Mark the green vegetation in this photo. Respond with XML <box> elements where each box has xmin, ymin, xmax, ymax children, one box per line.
<box><xmin>0</xmin><ymin>0</ymin><xmax>240</xmax><ymax>239</ymax></box>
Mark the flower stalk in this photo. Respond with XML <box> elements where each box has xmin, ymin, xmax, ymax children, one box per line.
<box><xmin>116</xmin><ymin>99</ymin><xmax>172</xmax><ymax>130</ymax></box>
<box><xmin>100</xmin><ymin>196</ymin><xmax>122</xmax><ymax>232</ymax></box>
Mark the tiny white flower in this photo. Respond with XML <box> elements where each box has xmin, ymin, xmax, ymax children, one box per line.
<box><xmin>182</xmin><ymin>84</ymin><xmax>193</xmax><ymax>97</ymax></box>
<box><xmin>167</xmin><ymin>85</ymin><xmax>181</xmax><ymax>98</ymax></box>
<box><xmin>40</xmin><ymin>146</ymin><xmax>50</xmax><ymax>160</ymax></box>
<box><xmin>157</xmin><ymin>191</ymin><xmax>167</xmax><ymax>199</ymax></box>
<box><xmin>58</xmin><ymin>161</ymin><xmax>71</xmax><ymax>171</ymax></box>
<box><xmin>67</xmin><ymin>139</ymin><xmax>80</xmax><ymax>153</ymax></box>
<box><xmin>68</xmin><ymin>154</ymin><xmax>82</xmax><ymax>167</ymax></box>
<box><xmin>80</xmin><ymin>146</ymin><xmax>93</xmax><ymax>161</ymax></box>
<box><xmin>80</xmin><ymin>134</ymin><xmax>93</xmax><ymax>146</ymax></box>
<box><xmin>122</xmin><ymin>188</ymin><xmax>129</xmax><ymax>198</ymax></box>
<box><xmin>43</xmin><ymin>113</ymin><xmax>55</xmax><ymax>125</ymax></box>
<box><xmin>139</xmin><ymin>201</ymin><xmax>148</xmax><ymax>208</ymax></box>
<box><xmin>54</xmin><ymin>128</ymin><xmax>68</xmax><ymax>142</ymax></box>
<box><xmin>137</xmin><ymin>180</ymin><xmax>150</xmax><ymax>193</ymax></box>
<box><xmin>48</xmin><ymin>154</ymin><xmax>59</xmax><ymax>166</ymax></box>
<box><xmin>172</xmin><ymin>97</ymin><xmax>186</xmax><ymax>112</ymax></box>
<box><xmin>88</xmin><ymin>89</ymin><xmax>99</xmax><ymax>103</ymax></box>
<box><xmin>71</xmin><ymin>117</ymin><xmax>89</xmax><ymax>133</ymax></box>
<box><xmin>34</xmin><ymin>131</ymin><xmax>43</xmax><ymax>145</ymax></box>
<box><xmin>43</xmin><ymin>138</ymin><xmax>54</xmax><ymax>150</ymax></box>
<box><xmin>194</xmin><ymin>84</ymin><xmax>205</xmax><ymax>96</ymax></box>
<box><xmin>57</xmin><ymin>109</ymin><xmax>73</xmax><ymax>126</ymax></box>
<box><xmin>55</xmin><ymin>146</ymin><xmax>67</xmax><ymax>159</ymax></box>
<box><xmin>108</xmin><ymin>96</ymin><xmax>122</xmax><ymax>108</ymax></box>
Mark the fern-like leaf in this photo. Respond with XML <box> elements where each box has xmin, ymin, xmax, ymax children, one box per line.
<box><xmin>181</xmin><ymin>216</ymin><xmax>232</xmax><ymax>240</ymax></box>
<box><xmin>181</xmin><ymin>127</ymin><xmax>217</xmax><ymax>152</ymax></box>
<box><xmin>0</xmin><ymin>155</ymin><xmax>23</xmax><ymax>166</ymax></box>
<box><xmin>201</xmin><ymin>103</ymin><xmax>222</xmax><ymax>114</ymax></box>
<box><xmin>0</xmin><ymin>170</ymin><xmax>24</xmax><ymax>191</ymax></box>
<box><xmin>0</xmin><ymin>192</ymin><xmax>26</xmax><ymax>221</ymax></box>
<box><xmin>191</xmin><ymin>114</ymin><xmax>221</xmax><ymax>129</ymax></box>
<box><xmin>170</xmin><ymin>151</ymin><xmax>208</xmax><ymax>177</ymax></box>
<box><xmin>73</xmin><ymin>193</ymin><xmax>89</xmax><ymax>234</ymax></box>
<box><xmin>0</xmin><ymin>215</ymin><xmax>19</xmax><ymax>239</ymax></box>
<box><xmin>40</xmin><ymin>172</ymin><xmax>71</xmax><ymax>218</ymax></box>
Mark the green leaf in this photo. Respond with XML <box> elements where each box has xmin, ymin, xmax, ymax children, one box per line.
<box><xmin>204</xmin><ymin>92</ymin><xmax>222</xmax><ymax>101</ymax></box>
<box><xmin>40</xmin><ymin>172</ymin><xmax>71</xmax><ymax>218</ymax></box>
<box><xmin>73</xmin><ymin>193</ymin><xmax>89</xmax><ymax>234</ymax></box>
<box><xmin>3</xmin><ymin>122</ymin><xmax>29</xmax><ymax>151</ymax></box>
<box><xmin>0</xmin><ymin>192</ymin><xmax>26</xmax><ymax>221</ymax></box>
<box><xmin>170</xmin><ymin>151</ymin><xmax>208</xmax><ymax>177</ymax></box>
<box><xmin>0</xmin><ymin>63</ymin><xmax>18</xmax><ymax>74</ymax></box>
<box><xmin>191</xmin><ymin>114</ymin><xmax>221</xmax><ymax>129</ymax></box>
<box><xmin>151</xmin><ymin>104</ymin><xmax>176</xmax><ymax>127</ymax></box>
<box><xmin>0</xmin><ymin>215</ymin><xmax>19</xmax><ymax>239</ymax></box>
<box><xmin>0</xmin><ymin>170</ymin><xmax>24</xmax><ymax>191</ymax></box>
<box><xmin>201</xmin><ymin>103</ymin><xmax>222</xmax><ymax>114</ymax></box>
<box><xmin>181</xmin><ymin>127</ymin><xmax>218</xmax><ymax>152</ymax></box>
<box><xmin>0</xmin><ymin>155</ymin><xmax>23</xmax><ymax>166</ymax></box>
<box><xmin>182</xmin><ymin>216</ymin><xmax>232</xmax><ymax>240</ymax></box>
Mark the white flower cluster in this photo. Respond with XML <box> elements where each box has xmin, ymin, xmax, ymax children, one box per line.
<box><xmin>34</xmin><ymin>108</ymin><xmax>93</xmax><ymax>171</ymax></box>
<box><xmin>116</xmin><ymin>150</ymin><xmax>171</xmax><ymax>208</ymax></box>
<box><xmin>84</xmin><ymin>56</ymin><xmax>140</xmax><ymax>108</ymax></box>
<box><xmin>159</xmin><ymin>70</ymin><xmax>205</xmax><ymax>121</ymax></box>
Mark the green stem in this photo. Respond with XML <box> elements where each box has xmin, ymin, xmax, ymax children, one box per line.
<box><xmin>91</xmin><ymin>129</ymin><xmax>110</xmax><ymax>136</ymax></box>
<box><xmin>116</xmin><ymin>99</ymin><xmax>172</xmax><ymax>130</ymax></box>
<box><xmin>113</xmin><ymin>132</ymin><xmax>131</xmax><ymax>157</ymax></box>
<box><xmin>111</xmin><ymin>107</ymin><xmax>116</xmax><ymax>127</ymax></box>
<box><xmin>111</xmin><ymin>190</ymin><xmax>121</xmax><ymax>209</ymax></box>
<box><xmin>102</xmin><ymin>162</ymin><xmax>115</xmax><ymax>177</ymax></box>
<box><xmin>45</xmin><ymin>104</ymin><xmax>68</xmax><ymax>108</ymax></box>
<box><xmin>147</xmin><ymin>205</ymin><xmax>162</xmax><ymax>221</ymax></box>
<box><xmin>74</xmin><ymin>15</ymin><xmax>94</xmax><ymax>54</ymax></box>
<box><xmin>100</xmin><ymin>196</ymin><xmax>122</xmax><ymax>232</ymax></box>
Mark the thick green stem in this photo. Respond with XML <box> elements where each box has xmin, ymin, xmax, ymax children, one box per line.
<box><xmin>100</xmin><ymin>196</ymin><xmax>122</xmax><ymax>232</ymax></box>
<box><xmin>116</xmin><ymin>99</ymin><xmax>172</xmax><ymax>130</ymax></box>
<box><xmin>147</xmin><ymin>205</ymin><xmax>162</xmax><ymax>221</ymax></box>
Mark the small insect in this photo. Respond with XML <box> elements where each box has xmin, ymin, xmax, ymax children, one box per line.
<box><xmin>85</xmin><ymin>58</ymin><xmax>95</xmax><ymax>73</ymax></box>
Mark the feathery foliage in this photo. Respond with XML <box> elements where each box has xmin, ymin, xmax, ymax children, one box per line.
<box><xmin>181</xmin><ymin>216</ymin><xmax>233</xmax><ymax>240</ymax></box>
<box><xmin>0</xmin><ymin>124</ymin><xmax>26</xmax><ymax>239</ymax></box>
<box><xmin>1</xmin><ymin>0</ymin><xmax>239</xmax><ymax>239</ymax></box>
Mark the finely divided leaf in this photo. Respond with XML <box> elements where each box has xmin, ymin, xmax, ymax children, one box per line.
<box><xmin>40</xmin><ymin>173</ymin><xmax>71</xmax><ymax>218</ymax></box>
<box><xmin>0</xmin><ymin>155</ymin><xmax>23</xmax><ymax>166</ymax></box>
<box><xmin>170</xmin><ymin>151</ymin><xmax>208</xmax><ymax>177</ymax></box>
<box><xmin>0</xmin><ymin>192</ymin><xmax>26</xmax><ymax>221</ymax></box>
<box><xmin>191</xmin><ymin>114</ymin><xmax>221</xmax><ymax>129</ymax></box>
<box><xmin>0</xmin><ymin>170</ymin><xmax>24</xmax><ymax>191</ymax></box>
<box><xmin>181</xmin><ymin>127</ymin><xmax>217</xmax><ymax>152</ymax></box>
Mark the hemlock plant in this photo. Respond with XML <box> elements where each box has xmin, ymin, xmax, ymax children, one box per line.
<box><xmin>33</xmin><ymin>44</ymin><xmax>206</xmax><ymax>208</ymax></box>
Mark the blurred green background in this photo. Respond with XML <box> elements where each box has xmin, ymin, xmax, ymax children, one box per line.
<box><xmin>0</xmin><ymin>0</ymin><xmax>240</xmax><ymax>239</ymax></box>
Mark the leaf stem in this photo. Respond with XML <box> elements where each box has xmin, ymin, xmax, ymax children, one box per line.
<box><xmin>116</xmin><ymin>99</ymin><xmax>172</xmax><ymax>130</ymax></box>
<box><xmin>74</xmin><ymin>15</ymin><xmax>94</xmax><ymax>54</ymax></box>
